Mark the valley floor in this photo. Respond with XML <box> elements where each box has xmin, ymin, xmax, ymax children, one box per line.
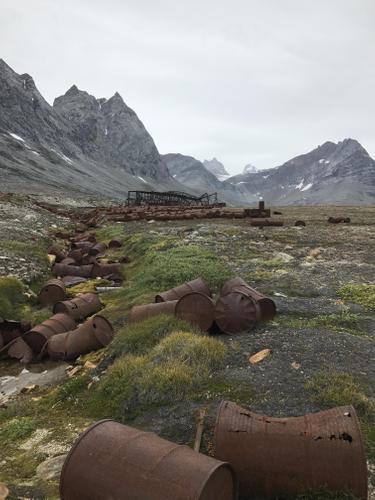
<box><xmin>0</xmin><ymin>196</ymin><xmax>374</xmax><ymax>499</ymax></box>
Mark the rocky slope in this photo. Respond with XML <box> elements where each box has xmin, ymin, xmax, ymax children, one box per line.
<box><xmin>225</xmin><ymin>139</ymin><xmax>375</xmax><ymax>205</ymax></box>
<box><xmin>203</xmin><ymin>157</ymin><xmax>230</xmax><ymax>180</ymax></box>
<box><xmin>0</xmin><ymin>59</ymin><xmax>182</xmax><ymax>200</ymax></box>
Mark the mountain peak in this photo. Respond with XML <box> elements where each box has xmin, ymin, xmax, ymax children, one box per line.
<box><xmin>243</xmin><ymin>163</ymin><xmax>257</xmax><ymax>174</ymax></box>
<box><xmin>203</xmin><ymin>157</ymin><xmax>229</xmax><ymax>177</ymax></box>
<box><xmin>65</xmin><ymin>84</ymin><xmax>81</xmax><ymax>96</ymax></box>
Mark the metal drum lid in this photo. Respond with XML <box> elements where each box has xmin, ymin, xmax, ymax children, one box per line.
<box><xmin>175</xmin><ymin>292</ymin><xmax>215</xmax><ymax>332</ymax></box>
<box><xmin>215</xmin><ymin>292</ymin><xmax>260</xmax><ymax>334</ymax></box>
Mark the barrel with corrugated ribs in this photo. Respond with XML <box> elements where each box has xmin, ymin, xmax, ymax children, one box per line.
<box><xmin>60</xmin><ymin>420</ymin><xmax>237</xmax><ymax>500</ymax></box>
<box><xmin>214</xmin><ymin>401</ymin><xmax>367</xmax><ymax>499</ymax></box>
<box><xmin>52</xmin><ymin>264</ymin><xmax>94</xmax><ymax>278</ymax></box>
<box><xmin>53</xmin><ymin>293</ymin><xmax>102</xmax><ymax>320</ymax></box>
<box><xmin>220</xmin><ymin>277</ymin><xmax>276</xmax><ymax>321</ymax></box>
<box><xmin>23</xmin><ymin>313</ymin><xmax>76</xmax><ymax>354</ymax></box>
<box><xmin>38</xmin><ymin>279</ymin><xmax>67</xmax><ymax>307</ymax></box>
<box><xmin>46</xmin><ymin>315</ymin><xmax>114</xmax><ymax>360</ymax></box>
<box><xmin>129</xmin><ymin>300</ymin><xmax>178</xmax><ymax>323</ymax></box>
<box><xmin>155</xmin><ymin>278</ymin><xmax>212</xmax><ymax>303</ymax></box>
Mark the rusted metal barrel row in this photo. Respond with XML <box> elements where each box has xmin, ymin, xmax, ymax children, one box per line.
<box><xmin>71</xmin><ymin>241</ymin><xmax>95</xmax><ymax>252</ymax></box>
<box><xmin>67</xmin><ymin>248</ymin><xmax>84</xmax><ymax>264</ymax></box>
<box><xmin>71</xmin><ymin>232</ymin><xmax>96</xmax><ymax>243</ymax></box>
<box><xmin>23</xmin><ymin>313</ymin><xmax>76</xmax><ymax>354</ymax></box>
<box><xmin>48</xmin><ymin>246</ymin><xmax>66</xmax><ymax>262</ymax></box>
<box><xmin>91</xmin><ymin>263</ymin><xmax>122</xmax><ymax>278</ymax></box>
<box><xmin>220</xmin><ymin>277</ymin><xmax>276</xmax><ymax>322</ymax></box>
<box><xmin>88</xmin><ymin>242</ymin><xmax>107</xmax><ymax>256</ymax></box>
<box><xmin>175</xmin><ymin>292</ymin><xmax>215</xmax><ymax>331</ymax></box>
<box><xmin>155</xmin><ymin>278</ymin><xmax>212</xmax><ymax>303</ymax></box>
<box><xmin>52</xmin><ymin>263</ymin><xmax>94</xmax><ymax>278</ymax></box>
<box><xmin>47</xmin><ymin>315</ymin><xmax>114</xmax><ymax>361</ymax></box>
<box><xmin>214</xmin><ymin>401</ymin><xmax>367</xmax><ymax>500</ymax></box>
<box><xmin>129</xmin><ymin>301</ymin><xmax>178</xmax><ymax>323</ymax></box>
<box><xmin>53</xmin><ymin>293</ymin><xmax>102</xmax><ymax>321</ymax></box>
<box><xmin>60</xmin><ymin>420</ymin><xmax>237</xmax><ymax>500</ymax></box>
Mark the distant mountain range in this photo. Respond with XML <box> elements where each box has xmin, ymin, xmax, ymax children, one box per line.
<box><xmin>1</xmin><ymin>59</ymin><xmax>374</xmax><ymax>205</ymax></box>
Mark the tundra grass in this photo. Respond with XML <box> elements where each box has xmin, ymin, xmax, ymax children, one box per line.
<box><xmin>338</xmin><ymin>283</ymin><xmax>375</xmax><ymax>310</ymax></box>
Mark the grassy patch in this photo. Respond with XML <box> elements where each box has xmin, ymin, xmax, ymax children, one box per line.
<box><xmin>305</xmin><ymin>370</ymin><xmax>375</xmax><ymax>461</ymax></box>
<box><xmin>274</xmin><ymin>311</ymin><xmax>364</xmax><ymax>336</ymax></box>
<box><xmin>91</xmin><ymin>331</ymin><xmax>228</xmax><ymax>421</ymax></box>
<box><xmin>0</xmin><ymin>417</ymin><xmax>37</xmax><ymax>446</ymax></box>
<box><xmin>338</xmin><ymin>283</ymin><xmax>375</xmax><ymax>310</ymax></box>
<box><xmin>0</xmin><ymin>276</ymin><xmax>29</xmax><ymax>320</ymax></box>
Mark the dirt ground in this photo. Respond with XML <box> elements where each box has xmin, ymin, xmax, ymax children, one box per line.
<box><xmin>0</xmin><ymin>198</ymin><xmax>374</xmax><ymax>499</ymax></box>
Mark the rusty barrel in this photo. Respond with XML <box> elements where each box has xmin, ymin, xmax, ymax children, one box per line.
<box><xmin>155</xmin><ymin>278</ymin><xmax>212</xmax><ymax>303</ymax></box>
<box><xmin>67</xmin><ymin>248</ymin><xmax>84</xmax><ymax>264</ymax></box>
<box><xmin>214</xmin><ymin>401</ymin><xmax>367</xmax><ymax>500</ymax></box>
<box><xmin>295</xmin><ymin>220</ymin><xmax>306</xmax><ymax>227</ymax></box>
<box><xmin>215</xmin><ymin>292</ymin><xmax>260</xmax><ymax>334</ymax></box>
<box><xmin>88</xmin><ymin>242</ymin><xmax>107</xmax><ymax>256</ymax></box>
<box><xmin>175</xmin><ymin>292</ymin><xmax>215</xmax><ymax>331</ymax></box>
<box><xmin>220</xmin><ymin>277</ymin><xmax>276</xmax><ymax>321</ymax></box>
<box><xmin>60</xmin><ymin>257</ymin><xmax>76</xmax><ymax>266</ymax></box>
<box><xmin>48</xmin><ymin>245</ymin><xmax>66</xmax><ymax>262</ymax></box>
<box><xmin>38</xmin><ymin>279</ymin><xmax>67</xmax><ymax>307</ymax></box>
<box><xmin>129</xmin><ymin>301</ymin><xmax>177</xmax><ymax>323</ymax></box>
<box><xmin>91</xmin><ymin>263</ymin><xmax>122</xmax><ymax>278</ymax></box>
<box><xmin>328</xmin><ymin>217</ymin><xmax>351</xmax><ymax>224</ymax></box>
<box><xmin>60</xmin><ymin>420</ymin><xmax>237</xmax><ymax>500</ymax></box>
<box><xmin>71</xmin><ymin>241</ymin><xmax>95</xmax><ymax>252</ymax></box>
<box><xmin>250</xmin><ymin>219</ymin><xmax>284</xmax><ymax>227</ymax></box>
<box><xmin>23</xmin><ymin>313</ymin><xmax>76</xmax><ymax>354</ymax></box>
<box><xmin>0</xmin><ymin>320</ymin><xmax>28</xmax><ymax>346</ymax></box>
<box><xmin>52</xmin><ymin>264</ymin><xmax>94</xmax><ymax>278</ymax></box>
<box><xmin>53</xmin><ymin>293</ymin><xmax>102</xmax><ymax>320</ymax></box>
<box><xmin>47</xmin><ymin>315</ymin><xmax>114</xmax><ymax>360</ymax></box>
<box><xmin>72</xmin><ymin>232</ymin><xmax>96</xmax><ymax>243</ymax></box>
<box><xmin>108</xmin><ymin>238</ymin><xmax>123</xmax><ymax>248</ymax></box>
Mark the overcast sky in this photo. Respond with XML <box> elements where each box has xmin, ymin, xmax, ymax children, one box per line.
<box><xmin>1</xmin><ymin>0</ymin><xmax>374</xmax><ymax>174</ymax></box>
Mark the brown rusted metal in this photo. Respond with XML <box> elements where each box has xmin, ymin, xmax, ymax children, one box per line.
<box><xmin>328</xmin><ymin>217</ymin><xmax>351</xmax><ymax>224</ymax></box>
<box><xmin>46</xmin><ymin>315</ymin><xmax>114</xmax><ymax>361</ymax></box>
<box><xmin>52</xmin><ymin>264</ymin><xmax>94</xmax><ymax>278</ymax></box>
<box><xmin>175</xmin><ymin>292</ymin><xmax>215</xmax><ymax>332</ymax></box>
<box><xmin>295</xmin><ymin>220</ymin><xmax>306</xmax><ymax>226</ymax></box>
<box><xmin>48</xmin><ymin>246</ymin><xmax>66</xmax><ymax>263</ymax></box>
<box><xmin>61</xmin><ymin>276</ymin><xmax>88</xmax><ymax>287</ymax></box>
<box><xmin>220</xmin><ymin>277</ymin><xmax>276</xmax><ymax>321</ymax></box>
<box><xmin>38</xmin><ymin>279</ymin><xmax>67</xmax><ymax>307</ymax></box>
<box><xmin>59</xmin><ymin>257</ymin><xmax>76</xmax><ymax>266</ymax></box>
<box><xmin>108</xmin><ymin>238</ymin><xmax>123</xmax><ymax>248</ymax></box>
<box><xmin>72</xmin><ymin>232</ymin><xmax>96</xmax><ymax>243</ymax></box>
<box><xmin>53</xmin><ymin>293</ymin><xmax>102</xmax><ymax>321</ymax></box>
<box><xmin>155</xmin><ymin>278</ymin><xmax>212</xmax><ymax>303</ymax></box>
<box><xmin>0</xmin><ymin>319</ymin><xmax>29</xmax><ymax>346</ymax></box>
<box><xmin>71</xmin><ymin>241</ymin><xmax>95</xmax><ymax>252</ymax></box>
<box><xmin>88</xmin><ymin>242</ymin><xmax>107</xmax><ymax>256</ymax></box>
<box><xmin>67</xmin><ymin>248</ymin><xmax>84</xmax><ymax>264</ymax></box>
<box><xmin>214</xmin><ymin>401</ymin><xmax>368</xmax><ymax>500</ymax></box>
<box><xmin>91</xmin><ymin>263</ymin><xmax>122</xmax><ymax>278</ymax></box>
<box><xmin>23</xmin><ymin>313</ymin><xmax>76</xmax><ymax>354</ymax></box>
<box><xmin>7</xmin><ymin>337</ymin><xmax>34</xmax><ymax>363</ymax></box>
<box><xmin>215</xmin><ymin>292</ymin><xmax>260</xmax><ymax>335</ymax></box>
<box><xmin>81</xmin><ymin>255</ymin><xmax>98</xmax><ymax>266</ymax></box>
<box><xmin>60</xmin><ymin>420</ymin><xmax>237</xmax><ymax>500</ymax></box>
<box><xmin>250</xmin><ymin>219</ymin><xmax>284</xmax><ymax>227</ymax></box>
<box><xmin>129</xmin><ymin>300</ymin><xmax>178</xmax><ymax>323</ymax></box>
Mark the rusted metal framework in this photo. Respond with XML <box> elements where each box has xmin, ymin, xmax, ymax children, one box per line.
<box><xmin>127</xmin><ymin>190</ymin><xmax>218</xmax><ymax>206</ymax></box>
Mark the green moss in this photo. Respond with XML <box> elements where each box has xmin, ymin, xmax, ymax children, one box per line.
<box><xmin>274</xmin><ymin>311</ymin><xmax>364</xmax><ymax>336</ymax></box>
<box><xmin>0</xmin><ymin>417</ymin><xmax>37</xmax><ymax>446</ymax></box>
<box><xmin>111</xmin><ymin>314</ymin><xmax>199</xmax><ymax>357</ymax></box>
<box><xmin>338</xmin><ymin>283</ymin><xmax>375</xmax><ymax>310</ymax></box>
<box><xmin>0</xmin><ymin>277</ymin><xmax>29</xmax><ymax>320</ymax></box>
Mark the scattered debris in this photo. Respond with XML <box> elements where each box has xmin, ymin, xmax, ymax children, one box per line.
<box><xmin>249</xmin><ymin>348</ymin><xmax>271</xmax><ymax>364</ymax></box>
<box><xmin>291</xmin><ymin>361</ymin><xmax>301</xmax><ymax>370</ymax></box>
<box><xmin>194</xmin><ymin>407</ymin><xmax>207</xmax><ymax>452</ymax></box>
<box><xmin>328</xmin><ymin>217</ymin><xmax>351</xmax><ymax>224</ymax></box>
<box><xmin>295</xmin><ymin>220</ymin><xmax>306</xmax><ymax>226</ymax></box>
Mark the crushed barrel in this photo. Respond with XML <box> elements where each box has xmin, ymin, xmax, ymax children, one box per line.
<box><xmin>220</xmin><ymin>277</ymin><xmax>276</xmax><ymax>321</ymax></box>
<box><xmin>38</xmin><ymin>279</ymin><xmax>67</xmax><ymax>307</ymax></box>
<box><xmin>46</xmin><ymin>315</ymin><xmax>114</xmax><ymax>360</ymax></box>
<box><xmin>60</xmin><ymin>420</ymin><xmax>237</xmax><ymax>500</ymax></box>
<box><xmin>52</xmin><ymin>264</ymin><xmax>94</xmax><ymax>278</ymax></box>
<box><xmin>129</xmin><ymin>301</ymin><xmax>178</xmax><ymax>323</ymax></box>
<box><xmin>23</xmin><ymin>313</ymin><xmax>76</xmax><ymax>354</ymax></box>
<box><xmin>175</xmin><ymin>292</ymin><xmax>215</xmax><ymax>331</ymax></box>
<box><xmin>53</xmin><ymin>293</ymin><xmax>102</xmax><ymax>321</ymax></box>
<box><xmin>214</xmin><ymin>400</ymin><xmax>367</xmax><ymax>500</ymax></box>
<box><xmin>155</xmin><ymin>278</ymin><xmax>212</xmax><ymax>303</ymax></box>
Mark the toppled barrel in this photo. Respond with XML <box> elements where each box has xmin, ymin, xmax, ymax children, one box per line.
<box><xmin>328</xmin><ymin>217</ymin><xmax>351</xmax><ymax>224</ymax></box>
<box><xmin>295</xmin><ymin>220</ymin><xmax>306</xmax><ymax>227</ymax></box>
<box><xmin>53</xmin><ymin>293</ymin><xmax>102</xmax><ymax>321</ymax></box>
<box><xmin>48</xmin><ymin>246</ymin><xmax>66</xmax><ymax>263</ymax></box>
<box><xmin>0</xmin><ymin>320</ymin><xmax>29</xmax><ymax>346</ymax></box>
<box><xmin>52</xmin><ymin>264</ymin><xmax>94</xmax><ymax>278</ymax></box>
<box><xmin>71</xmin><ymin>241</ymin><xmax>95</xmax><ymax>252</ymax></box>
<box><xmin>250</xmin><ymin>219</ymin><xmax>284</xmax><ymax>227</ymax></box>
<box><xmin>23</xmin><ymin>313</ymin><xmax>76</xmax><ymax>354</ymax></box>
<box><xmin>215</xmin><ymin>292</ymin><xmax>260</xmax><ymax>334</ymax></box>
<box><xmin>214</xmin><ymin>401</ymin><xmax>367</xmax><ymax>500</ymax></box>
<box><xmin>60</xmin><ymin>420</ymin><xmax>237</xmax><ymax>500</ymax></box>
<box><xmin>175</xmin><ymin>292</ymin><xmax>215</xmax><ymax>332</ymax></box>
<box><xmin>155</xmin><ymin>278</ymin><xmax>212</xmax><ymax>303</ymax></box>
<box><xmin>220</xmin><ymin>277</ymin><xmax>276</xmax><ymax>321</ymax></box>
<box><xmin>46</xmin><ymin>315</ymin><xmax>114</xmax><ymax>360</ymax></box>
<box><xmin>129</xmin><ymin>301</ymin><xmax>178</xmax><ymax>323</ymax></box>
<box><xmin>91</xmin><ymin>263</ymin><xmax>122</xmax><ymax>278</ymax></box>
<box><xmin>88</xmin><ymin>242</ymin><xmax>107</xmax><ymax>256</ymax></box>
<box><xmin>38</xmin><ymin>279</ymin><xmax>67</xmax><ymax>307</ymax></box>
<box><xmin>108</xmin><ymin>238</ymin><xmax>123</xmax><ymax>248</ymax></box>
<box><xmin>1</xmin><ymin>337</ymin><xmax>34</xmax><ymax>364</ymax></box>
